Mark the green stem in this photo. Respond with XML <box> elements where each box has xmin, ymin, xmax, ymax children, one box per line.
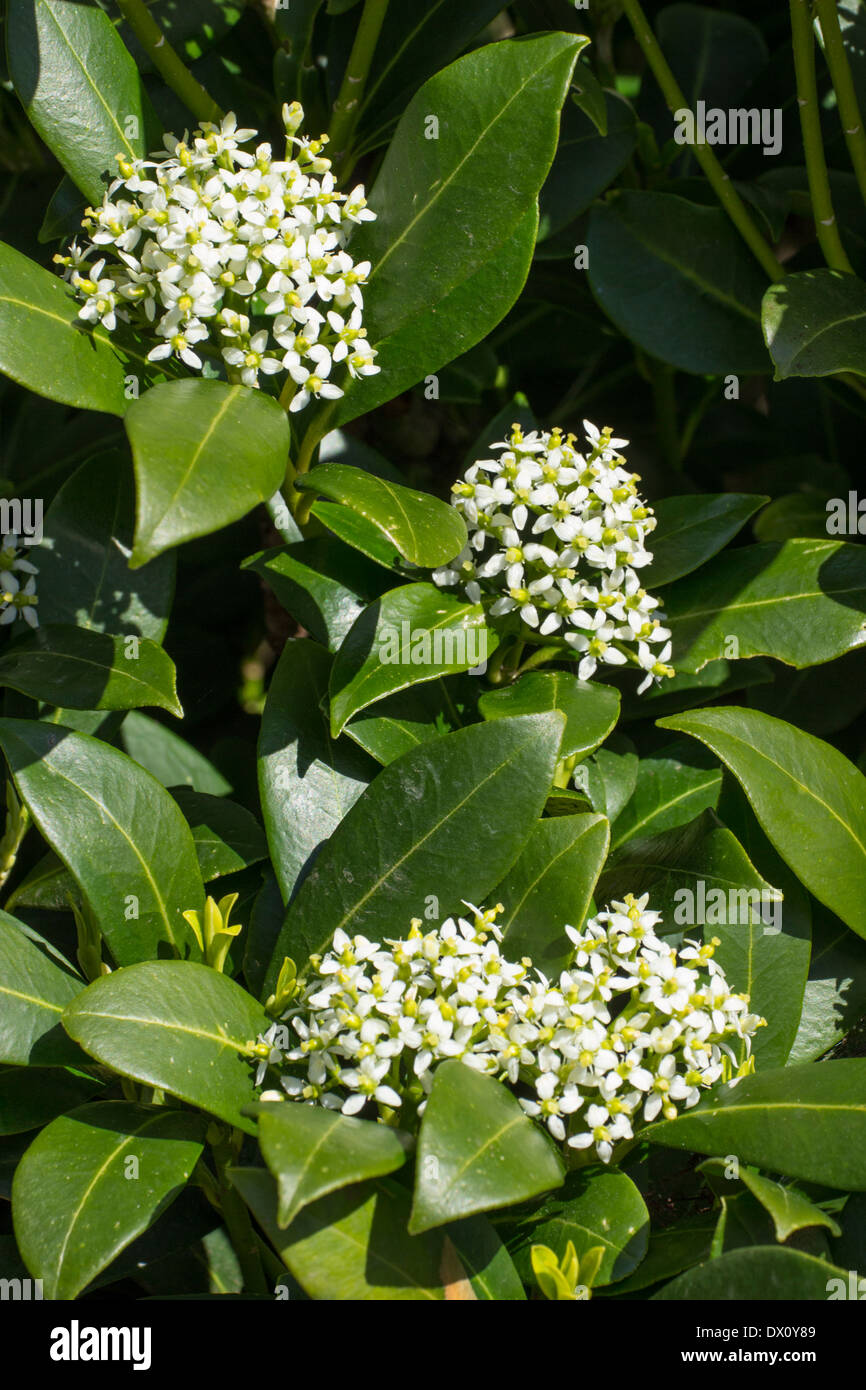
<box><xmin>790</xmin><ymin>0</ymin><xmax>854</xmax><ymax>273</ymax></box>
<box><xmin>290</xmin><ymin>403</ymin><xmax>338</xmax><ymax>522</ymax></box>
<box><xmin>0</xmin><ymin>798</ymin><xmax>28</xmax><ymax>892</ymax></box>
<box><xmin>814</xmin><ymin>0</ymin><xmax>866</xmax><ymax>211</ymax></box>
<box><xmin>266</xmin><ymin>490</ymin><xmax>304</xmax><ymax>544</ymax></box>
<box><xmin>328</xmin><ymin>0</ymin><xmax>390</xmax><ymax>172</ymax></box>
<box><xmin>212</xmin><ymin>1131</ymin><xmax>269</xmax><ymax>1295</ymax></box>
<box><xmin>115</xmin><ymin>0</ymin><xmax>223</xmax><ymax>125</ymax></box>
<box><xmin>620</xmin><ymin>0</ymin><xmax>783</xmax><ymax>281</ymax></box>
<box><xmin>648</xmin><ymin>356</ymin><xmax>680</xmax><ymax>473</ymax></box>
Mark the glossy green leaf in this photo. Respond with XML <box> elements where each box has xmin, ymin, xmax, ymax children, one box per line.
<box><xmin>242</xmin><ymin>538</ymin><xmax>391</xmax><ymax>653</ymax></box>
<box><xmin>251</xmin><ymin>1100</ymin><xmax>412</xmax><ymax>1228</ymax></box>
<box><xmin>265</xmin><ymin>712</ymin><xmax>564</xmax><ymax>992</ymax></box>
<box><xmin>296</xmin><ymin>465</ymin><xmax>465</xmax><ymax>569</ymax></box>
<box><xmin>120</xmin><ymin>711</ymin><xmax>231</xmax><ymax>794</ymax></box>
<box><xmin>63</xmin><ymin>962</ymin><xmax>270</xmax><ymax>1132</ymax></box>
<box><xmin>410</xmin><ymin>1061</ymin><xmax>563</xmax><ymax>1233</ymax></box>
<box><xmin>0</xmin><ymin>912</ymin><xmax>84</xmax><ymax>1066</ymax></box>
<box><xmin>587</xmin><ymin>191</ymin><xmax>769</xmax><ymax>373</ymax></box>
<box><xmin>652</xmin><ymin>1245</ymin><xmax>852</xmax><ymax>1301</ymax></box>
<box><xmin>508</xmin><ymin>1167</ymin><xmax>649</xmax><ymax>1288</ymax></box>
<box><xmin>645</xmin><ymin>494</ymin><xmax>767</xmax><ymax>588</ymax></box>
<box><xmin>337</xmin><ymin>204</ymin><xmax>540</xmax><ymax>425</ymax></box>
<box><xmin>576</xmin><ymin>736</ymin><xmax>638</xmax><ymax>823</ymax></box>
<box><xmin>0</xmin><ymin>625</ymin><xmax>181</xmax><ymax>716</ymax></box>
<box><xmin>0</xmin><ymin>1065</ymin><xmax>102</xmax><ymax>1136</ymax></box>
<box><xmin>479</xmin><ymin>673</ymin><xmax>619</xmax><ymax>762</ymax></box>
<box><xmin>232</xmin><ymin>1166</ymin><xmax>446</xmax><ymax>1299</ymax></box>
<box><xmin>7</xmin><ymin>0</ymin><xmax>154</xmax><ymax>202</ymax></box>
<box><xmin>0</xmin><ymin>240</ymin><xmax>138</xmax><ymax>415</ymax></box>
<box><xmin>258</xmin><ymin>640</ymin><xmax>374</xmax><ymax>905</ymax></box>
<box><xmin>355</xmin><ymin>0</ymin><xmax>508</xmax><ymax>150</ymax></box>
<box><xmin>496</xmin><ymin>814</ymin><xmax>609</xmax><ymax>974</ymax></box>
<box><xmin>0</xmin><ymin>719</ymin><xmax>204</xmax><ymax>965</ymax></box>
<box><xmin>12</xmin><ymin>1101</ymin><xmax>203</xmax><ymax>1299</ymax></box>
<box><xmin>659</xmin><ymin>706</ymin><xmax>866</xmax><ymax>940</ymax></box>
<box><xmin>329</xmin><ymin>583</ymin><xmax>494</xmax><ymax>736</ymax></box>
<box><xmin>664</xmin><ymin>540</ymin><xmax>866</xmax><ymax>672</ymax></box>
<box><xmin>698</xmin><ymin>1160</ymin><xmax>841</xmax><ymax>1242</ymax></box>
<box><xmin>171</xmin><ymin>790</ymin><xmax>267</xmax><ymax>882</ymax></box>
<box><xmin>647</xmin><ymin>1060</ymin><xmax>866</xmax><ymax>1188</ymax></box>
<box><xmin>607</xmin><ymin>1211</ymin><xmax>717</xmax><ymax>1294</ymax></box>
<box><xmin>125</xmin><ymin>380</ymin><xmax>290</xmax><ymax>566</ymax></box>
<box><xmin>310</xmin><ymin>500</ymin><xmax>407</xmax><ymax>572</ymax></box>
<box><xmin>37</xmin><ymin>454</ymin><xmax>175</xmax><ymax>643</ymax></box>
<box><xmin>344</xmin><ymin>676</ymin><xmax>473</xmax><ymax>766</ymax></box>
<box><xmin>763</xmin><ymin>269</ymin><xmax>866</xmax><ymax>380</ymax></box>
<box><xmin>447</xmin><ymin>1216</ymin><xmax>526</xmax><ymax>1300</ymax></box>
<box><xmin>609</xmin><ymin>739</ymin><xmax>722</xmax><ymax>851</ymax></box>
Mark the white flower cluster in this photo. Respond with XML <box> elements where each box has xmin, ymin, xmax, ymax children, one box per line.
<box><xmin>57</xmin><ymin>106</ymin><xmax>379</xmax><ymax>411</ymax></box>
<box><xmin>256</xmin><ymin>893</ymin><xmax>764</xmax><ymax>1164</ymax></box>
<box><xmin>0</xmin><ymin>533</ymin><xmax>38</xmax><ymax>629</ymax></box>
<box><xmin>433</xmin><ymin>421</ymin><xmax>674</xmax><ymax>691</ymax></box>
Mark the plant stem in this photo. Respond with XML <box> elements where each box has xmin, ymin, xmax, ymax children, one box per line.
<box><xmin>814</xmin><ymin>0</ymin><xmax>866</xmax><ymax>211</ymax></box>
<box><xmin>648</xmin><ymin>356</ymin><xmax>680</xmax><ymax>472</ymax></box>
<box><xmin>290</xmin><ymin>403</ymin><xmax>338</xmax><ymax>522</ymax></box>
<box><xmin>329</xmin><ymin>0</ymin><xmax>390</xmax><ymax>172</ymax></box>
<box><xmin>266</xmin><ymin>490</ymin><xmax>304</xmax><ymax>544</ymax></box>
<box><xmin>620</xmin><ymin>0</ymin><xmax>783</xmax><ymax>281</ymax></box>
<box><xmin>115</xmin><ymin>0</ymin><xmax>223</xmax><ymax>125</ymax></box>
<box><xmin>790</xmin><ymin>0</ymin><xmax>854</xmax><ymax>273</ymax></box>
<box><xmin>0</xmin><ymin>797</ymin><xmax>28</xmax><ymax>892</ymax></box>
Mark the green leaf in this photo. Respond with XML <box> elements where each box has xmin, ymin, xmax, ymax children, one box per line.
<box><xmin>0</xmin><ymin>240</ymin><xmax>136</xmax><ymax>415</ymax></box>
<box><xmin>7</xmin><ymin>0</ymin><xmax>155</xmax><ymax>202</ymax></box>
<box><xmin>120</xmin><ymin>711</ymin><xmax>231</xmax><ymax>794</ymax></box>
<box><xmin>0</xmin><ymin>1065</ymin><xmax>102</xmax><ymax>1136</ymax></box>
<box><xmin>587</xmin><ymin>191</ymin><xmax>769</xmax><ymax>373</ymax></box>
<box><xmin>310</xmin><ymin>500</ymin><xmax>407</xmax><ymax>573</ymax></box>
<box><xmin>329</xmin><ymin>583</ymin><xmax>495</xmax><ymax>736</ymax></box>
<box><xmin>644</xmin><ymin>494</ymin><xmax>767</xmax><ymax>589</ymax></box>
<box><xmin>0</xmin><ymin>719</ymin><xmax>204</xmax><ymax>965</ymax></box>
<box><xmin>258</xmin><ymin>640</ymin><xmax>374</xmax><ymax>905</ymax></box>
<box><xmin>698</xmin><ymin>1160</ymin><xmax>841</xmax><ymax>1242</ymax></box>
<box><xmin>0</xmin><ymin>912</ymin><xmax>84</xmax><ymax>1065</ymax></box>
<box><xmin>664</xmin><ymin>539</ymin><xmax>866</xmax><ymax>673</ymax></box>
<box><xmin>711</xmin><ymin>903</ymin><xmax>810</xmax><ymax>1072</ymax></box>
<box><xmin>232</xmin><ymin>1167</ymin><xmax>446</xmax><ymax>1299</ymax></box>
<box><xmin>654</xmin><ymin>1245</ymin><xmax>853</xmax><ymax>1300</ymax></box>
<box><xmin>447</xmin><ymin>1215</ymin><xmax>526</xmax><ymax>1300</ymax></box>
<box><xmin>0</xmin><ymin>625</ymin><xmax>181</xmax><ymax>716</ymax></box>
<box><xmin>577</xmin><ymin>736</ymin><xmax>638</xmax><ymax>823</ymax></box>
<box><xmin>538</xmin><ymin>91</ymin><xmax>636</xmax><ymax>242</ymax></box>
<box><xmin>171</xmin><ymin>790</ymin><xmax>267</xmax><ymax>882</ymax></box>
<box><xmin>658</xmin><ymin>706</ymin><xmax>866</xmax><ymax>941</ymax></box>
<box><xmin>496</xmin><ymin>814</ymin><xmax>609</xmax><ymax>974</ymax></box>
<box><xmin>37</xmin><ymin>453</ymin><xmax>175</xmax><ymax>642</ymax></box>
<box><xmin>507</xmin><ymin>1167</ymin><xmax>649</xmax><ymax>1288</ymax></box>
<box><xmin>343</xmin><ymin>676</ymin><xmax>473</xmax><ymax>766</ymax></box>
<box><xmin>296</xmin><ymin>465</ymin><xmax>466</xmax><ymax>569</ymax></box>
<box><xmin>479</xmin><ymin>672</ymin><xmax>619</xmax><ymax>762</ymax></box>
<box><xmin>410</xmin><ymin>1061</ymin><xmax>563</xmax><ymax>1233</ymax></box>
<box><xmin>265</xmin><ymin>712</ymin><xmax>564</xmax><ymax>991</ymax></box>
<box><xmin>609</xmin><ymin>739</ymin><xmax>722</xmax><ymax>851</ymax></box>
<box><xmin>62</xmin><ymin>962</ymin><xmax>270</xmax><ymax>1132</ymax></box>
<box><xmin>788</xmin><ymin>905</ymin><xmax>866</xmax><ymax>1064</ymax></box>
<box><xmin>242</xmin><ymin>538</ymin><xmax>392</xmax><ymax>653</ymax></box>
<box><xmin>354</xmin><ymin>33</ymin><xmax>584</xmax><ymax>336</ymax></box>
<box><xmin>250</xmin><ymin>1101</ymin><xmax>412</xmax><ymax>1228</ymax></box>
<box><xmin>12</xmin><ymin>1101</ymin><xmax>203</xmax><ymax>1298</ymax></box>
<box><xmin>125</xmin><ymin>380</ymin><xmax>290</xmax><ymax>566</ymax></box>
<box><xmin>647</xmin><ymin>1059</ymin><xmax>866</xmax><ymax>1188</ymax></box>
<box><xmin>608</xmin><ymin>1211</ymin><xmax>717</xmax><ymax>1294</ymax></box>
<box><xmin>355</xmin><ymin>0</ymin><xmax>508</xmax><ymax>150</ymax></box>
<box><xmin>763</xmin><ymin>269</ymin><xmax>866</xmax><ymax>380</ymax></box>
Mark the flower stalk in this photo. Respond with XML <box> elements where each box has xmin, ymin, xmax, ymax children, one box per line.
<box><xmin>329</xmin><ymin>0</ymin><xmax>391</xmax><ymax>175</ymax></box>
<box><xmin>115</xmin><ymin>0</ymin><xmax>223</xmax><ymax>125</ymax></box>
<box><xmin>813</xmin><ymin>0</ymin><xmax>866</xmax><ymax>213</ymax></box>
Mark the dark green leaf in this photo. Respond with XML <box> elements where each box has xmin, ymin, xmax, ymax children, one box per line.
<box><xmin>242</xmin><ymin>538</ymin><xmax>391</xmax><ymax>653</ymax></box>
<box><xmin>652</xmin><ymin>1245</ymin><xmax>852</xmax><ymax>1300</ymax></box>
<box><xmin>0</xmin><ymin>719</ymin><xmax>204</xmax><ymax>965</ymax></box>
<box><xmin>0</xmin><ymin>1065</ymin><xmax>102</xmax><ymax>1135</ymax></box>
<box><xmin>538</xmin><ymin>92</ymin><xmax>636</xmax><ymax>241</ymax></box>
<box><xmin>125</xmin><ymin>381</ymin><xmax>290</xmax><ymax>566</ymax></box>
<box><xmin>410</xmin><ymin>1061</ymin><xmax>563</xmax><ymax>1233</ymax></box>
<box><xmin>171</xmin><ymin>789</ymin><xmax>267</xmax><ymax>882</ymax></box>
<box><xmin>120</xmin><ymin>711</ymin><xmax>231</xmax><ymax>794</ymax></box>
<box><xmin>645</xmin><ymin>493</ymin><xmax>767</xmax><ymax>589</ymax></box>
<box><xmin>296</xmin><ymin>465</ymin><xmax>465</xmax><ymax>568</ymax></box>
<box><xmin>0</xmin><ymin>625</ymin><xmax>181</xmax><ymax>716</ymax></box>
<box><xmin>609</xmin><ymin>739</ymin><xmax>722</xmax><ymax>851</ymax></box>
<box><xmin>508</xmin><ymin>1166</ymin><xmax>649</xmax><ymax>1288</ymax></box>
<box><xmin>63</xmin><ymin>962</ymin><xmax>270</xmax><ymax>1132</ymax></box>
<box><xmin>344</xmin><ymin>676</ymin><xmax>472</xmax><ymax>766</ymax></box>
<box><xmin>0</xmin><ymin>912</ymin><xmax>84</xmax><ymax>1065</ymax></box>
<box><xmin>479</xmin><ymin>672</ymin><xmax>619</xmax><ymax>762</ymax></box>
<box><xmin>763</xmin><ymin>269</ymin><xmax>866</xmax><ymax>380</ymax></box>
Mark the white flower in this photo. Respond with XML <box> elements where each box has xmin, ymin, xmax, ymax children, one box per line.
<box><xmin>0</xmin><ymin>544</ymin><xmax>39</xmax><ymax>629</ymax></box>
<box><xmin>434</xmin><ymin>421</ymin><xmax>673</xmax><ymax>692</ymax></box>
